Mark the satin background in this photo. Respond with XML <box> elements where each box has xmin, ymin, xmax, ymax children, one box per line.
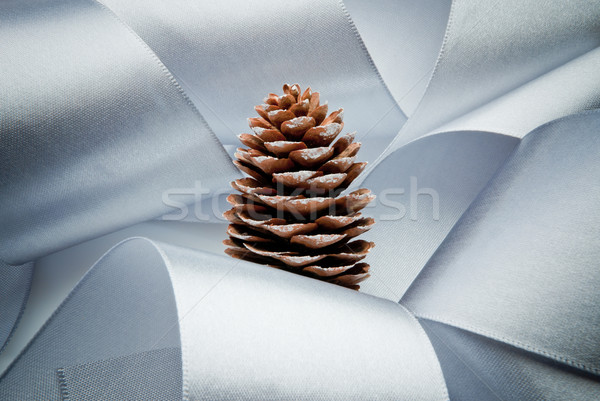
<box><xmin>1</xmin><ymin>0</ymin><xmax>600</xmax><ymax>400</ymax></box>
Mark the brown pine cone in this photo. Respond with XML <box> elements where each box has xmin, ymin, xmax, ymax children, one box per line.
<box><xmin>223</xmin><ymin>84</ymin><xmax>375</xmax><ymax>290</ymax></box>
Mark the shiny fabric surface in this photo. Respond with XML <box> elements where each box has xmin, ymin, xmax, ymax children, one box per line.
<box><xmin>403</xmin><ymin>110</ymin><xmax>600</xmax><ymax>376</ymax></box>
<box><xmin>0</xmin><ymin>238</ymin><xmax>449</xmax><ymax>400</ymax></box>
<box><xmin>1</xmin><ymin>0</ymin><xmax>600</xmax><ymax>399</ymax></box>
<box><xmin>161</xmin><ymin>241</ymin><xmax>447</xmax><ymax>401</ymax></box>
<box><xmin>422</xmin><ymin>320</ymin><xmax>600</xmax><ymax>400</ymax></box>
<box><xmin>98</xmin><ymin>0</ymin><xmax>407</xmax><ymax>163</ymax></box>
<box><xmin>432</xmin><ymin>46</ymin><xmax>600</xmax><ymax>137</ymax></box>
<box><xmin>343</xmin><ymin>0</ymin><xmax>451</xmax><ymax>115</ymax></box>
<box><xmin>0</xmin><ymin>262</ymin><xmax>33</xmax><ymax>355</ymax></box>
<box><xmin>360</xmin><ymin>131</ymin><xmax>519</xmax><ymax>299</ymax></box>
<box><xmin>0</xmin><ymin>0</ymin><xmax>238</xmax><ymax>265</ymax></box>
<box><xmin>386</xmin><ymin>0</ymin><xmax>600</xmax><ymax>149</ymax></box>
<box><xmin>359</xmin><ymin>0</ymin><xmax>600</xmax><ymax>185</ymax></box>
<box><xmin>0</xmin><ymin>221</ymin><xmax>228</xmax><ymax>373</ymax></box>
<box><xmin>0</xmin><ymin>239</ymin><xmax>182</xmax><ymax>400</ymax></box>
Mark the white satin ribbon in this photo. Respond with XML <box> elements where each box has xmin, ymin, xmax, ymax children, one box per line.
<box><xmin>354</xmin><ymin>0</ymin><xmax>600</xmax><ymax>300</ymax></box>
<box><xmin>358</xmin><ymin>131</ymin><xmax>519</xmax><ymax>299</ymax></box>
<box><xmin>1</xmin><ymin>0</ymin><xmax>600</xmax><ymax>399</ymax></box>
<box><xmin>431</xmin><ymin>46</ymin><xmax>600</xmax><ymax>137</ymax></box>
<box><xmin>0</xmin><ymin>238</ymin><xmax>448</xmax><ymax>400</ymax></box>
<box><xmin>402</xmin><ymin>110</ymin><xmax>600</xmax><ymax>397</ymax></box>
<box><xmin>98</xmin><ymin>0</ymin><xmax>407</xmax><ymax>163</ymax></box>
<box><xmin>422</xmin><ymin>319</ymin><xmax>600</xmax><ymax>400</ymax></box>
<box><xmin>380</xmin><ymin>0</ymin><xmax>600</xmax><ymax>152</ymax></box>
<box><xmin>343</xmin><ymin>0</ymin><xmax>452</xmax><ymax>116</ymax></box>
<box><xmin>0</xmin><ymin>0</ymin><xmax>238</xmax><ymax>265</ymax></box>
<box><xmin>0</xmin><ymin>262</ymin><xmax>33</xmax><ymax>356</ymax></box>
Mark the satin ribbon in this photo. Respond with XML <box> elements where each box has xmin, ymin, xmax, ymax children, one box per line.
<box><xmin>354</xmin><ymin>0</ymin><xmax>600</xmax><ymax>300</ymax></box>
<box><xmin>378</xmin><ymin>0</ymin><xmax>600</xmax><ymax>153</ymax></box>
<box><xmin>0</xmin><ymin>263</ymin><xmax>33</xmax><ymax>356</ymax></box>
<box><xmin>0</xmin><ymin>238</ymin><xmax>448</xmax><ymax>400</ymax></box>
<box><xmin>1</xmin><ymin>0</ymin><xmax>600</xmax><ymax>399</ymax></box>
<box><xmin>98</xmin><ymin>0</ymin><xmax>407</xmax><ymax>163</ymax></box>
<box><xmin>343</xmin><ymin>0</ymin><xmax>452</xmax><ymax>116</ymax></box>
<box><xmin>422</xmin><ymin>320</ymin><xmax>600</xmax><ymax>400</ymax></box>
<box><xmin>0</xmin><ymin>0</ymin><xmax>238</xmax><ymax>265</ymax></box>
<box><xmin>402</xmin><ymin>110</ymin><xmax>600</xmax><ymax>397</ymax></box>
<box><xmin>358</xmin><ymin>131</ymin><xmax>520</xmax><ymax>299</ymax></box>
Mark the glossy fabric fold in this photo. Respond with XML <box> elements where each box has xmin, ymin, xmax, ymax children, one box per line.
<box><xmin>343</xmin><ymin>0</ymin><xmax>451</xmax><ymax>115</ymax></box>
<box><xmin>358</xmin><ymin>0</ymin><xmax>600</xmax><ymax>186</ymax></box>
<box><xmin>1</xmin><ymin>1</ymin><xmax>600</xmax><ymax>399</ymax></box>
<box><xmin>0</xmin><ymin>262</ymin><xmax>33</xmax><ymax>355</ymax></box>
<box><xmin>0</xmin><ymin>0</ymin><xmax>238</xmax><ymax>265</ymax></box>
<box><xmin>422</xmin><ymin>320</ymin><xmax>600</xmax><ymax>401</ymax></box>
<box><xmin>388</xmin><ymin>0</ymin><xmax>600</xmax><ymax>148</ymax></box>
<box><xmin>403</xmin><ymin>110</ymin><xmax>600</xmax><ymax>377</ymax></box>
<box><xmin>359</xmin><ymin>131</ymin><xmax>519</xmax><ymax>300</ymax></box>
<box><xmin>0</xmin><ymin>238</ymin><xmax>449</xmax><ymax>400</ymax></box>
<box><xmin>0</xmin><ymin>221</ymin><xmax>228</xmax><ymax>374</ymax></box>
<box><xmin>98</xmin><ymin>0</ymin><xmax>406</xmax><ymax>163</ymax></box>
<box><xmin>152</xmin><ymin>240</ymin><xmax>448</xmax><ymax>400</ymax></box>
<box><xmin>432</xmin><ymin>46</ymin><xmax>600</xmax><ymax>137</ymax></box>
<box><xmin>0</xmin><ymin>239</ymin><xmax>182</xmax><ymax>400</ymax></box>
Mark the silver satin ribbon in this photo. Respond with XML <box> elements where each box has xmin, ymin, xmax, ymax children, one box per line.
<box><xmin>421</xmin><ymin>319</ymin><xmax>600</xmax><ymax>400</ymax></box>
<box><xmin>97</xmin><ymin>0</ymin><xmax>407</xmax><ymax>163</ymax></box>
<box><xmin>0</xmin><ymin>0</ymin><xmax>238</xmax><ymax>265</ymax></box>
<box><xmin>343</xmin><ymin>0</ymin><xmax>452</xmax><ymax>116</ymax></box>
<box><xmin>355</xmin><ymin>0</ymin><xmax>600</xmax><ymax>300</ymax></box>
<box><xmin>377</xmin><ymin>0</ymin><xmax>600</xmax><ymax>153</ymax></box>
<box><xmin>0</xmin><ymin>262</ymin><xmax>33</xmax><ymax>356</ymax></box>
<box><xmin>94</xmin><ymin>0</ymin><xmax>408</xmax><ymax>223</ymax></box>
<box><xmin>402</xmin><ymin>110</ymin><xmax>600</xmax><ymax>398</ymax></box>
<box><xmin>0</xmin><ymin>238</ymin><xmax>448</xmax><ymax>400</ymax></box>
<box><xmin>358</xmin><ymin>131</ymin><xmax>520</xmax><ymax>299</ymax></box>
<box><xmin>2</xmin><ymin>0</ymin><xmax>600</xmax><ymax>400</ymax></box>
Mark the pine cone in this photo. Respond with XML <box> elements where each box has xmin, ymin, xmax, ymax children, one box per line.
<box><xmin>223</xmin><ymin>84</ymin><xmax>375</xmax><ymax>290</ymax></box>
